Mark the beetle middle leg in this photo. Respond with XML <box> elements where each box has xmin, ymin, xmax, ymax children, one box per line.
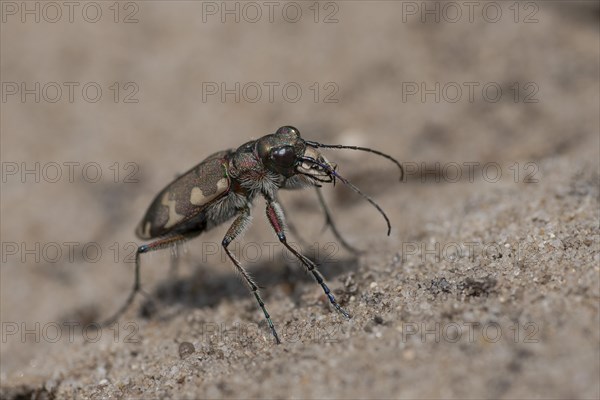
<box><xmin>275</xmin><ymin>194</ymin><xmax>311</xmax><ymax>249</ymax></box>
<box><xmin>222</xmin><ymin>208</ymin><xmax>281</xmax><ymax>344</ymax></box>
<box><xmin>277</xmin><ymin>188</ymin><xmax>360</xmax><ymax>254</ymax></box>
<box><xmin>100</xmin><ymin>233</ymin><xmax>197</xmax><ymax>327</ymax></box>
<box><xmin>314</xmin><ymin>187</ymin><xmax>361</xmax><ymax>255</ymax></box>
<box><xmin>265</xmin><ymin>197</ymin><xmax>351</xmax><ymax>319</ymax></box>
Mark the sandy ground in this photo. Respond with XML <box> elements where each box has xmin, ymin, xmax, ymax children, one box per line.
<box><xmin>1</xmin><ymin>1</ymin><xmax>599</xmax><ymax>399</ymax></box>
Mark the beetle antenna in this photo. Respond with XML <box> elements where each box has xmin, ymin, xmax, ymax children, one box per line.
<box><xmin>300</xmin><ymin>157</ymin><xmax>392</xmax><ymax>236</ymax></box>
<box><xmin>305</xmin><ymin>140</ymin><xmax>404</xmax><ymax>181</ymax></box>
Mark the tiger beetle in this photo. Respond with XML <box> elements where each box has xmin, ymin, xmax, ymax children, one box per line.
<box><xmin>101</xmin><ymin>126</ymin><xmax>403</xmax><ymax>344</ymax></box>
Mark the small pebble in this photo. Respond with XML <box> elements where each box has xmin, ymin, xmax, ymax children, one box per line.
<box><xmin>179</xmin><ymin>342</ymin><xmax>195</xmax><ymax>359</ymax></box>
<box><xmin>403</xmin><ymin>349</ymin><xmax>416</xmax><ymax>361</ymax></box>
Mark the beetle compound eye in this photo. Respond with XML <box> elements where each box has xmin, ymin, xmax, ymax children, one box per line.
<box><xmin>276</xmin><ymin>126</ymin><xmax>300</xmax><ymax>137</ymax></box>
<box><xmin>271</xmin><ymin>146</ymin><xmax>296</xmax><ymax>167</ymax></box>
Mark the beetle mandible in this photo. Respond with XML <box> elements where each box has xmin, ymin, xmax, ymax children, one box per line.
<box><xmin>101</xmin><ymin>126</ymin><xmax>403</xmax><ymax>344</ymax></box>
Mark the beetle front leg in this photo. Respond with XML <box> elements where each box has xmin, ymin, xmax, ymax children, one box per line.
<box><xmin>275</xmin><ymin>194</ymin><xmax>310</xmax><ymax>249</ymax></box>
<box><xmin>265</xmin><ymin>198</ymin><xmax>351</xmax><ymax>319</ymax></box>
<box><xmin>222</xmin><ymin>209</ymin><xmax>281</xmax><ymax>344</ymax></box>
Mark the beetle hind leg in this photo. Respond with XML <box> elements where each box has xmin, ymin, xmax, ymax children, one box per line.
<box><xmin>100</xmin><ymin>233</ymin><xmax>195</xmax><ymax>327</ymax></box>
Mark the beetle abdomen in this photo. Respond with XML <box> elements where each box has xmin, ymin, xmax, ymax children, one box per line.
<box><xmin>136</xmin><ymin>151</ymin><xmax>233</xmax><ymax>240</ymax></box>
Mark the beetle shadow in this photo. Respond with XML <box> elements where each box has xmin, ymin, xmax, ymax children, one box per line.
<box><xmin>139</xmin><ymin>255</ymin><xmax>360</xmax><ymax>322</ymax></box>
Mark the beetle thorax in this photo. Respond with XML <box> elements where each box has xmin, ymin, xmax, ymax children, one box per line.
<box><xmin>229</xmin><ymin>150</ymin><xmax>285</xmax><ymax>198</ymax></box>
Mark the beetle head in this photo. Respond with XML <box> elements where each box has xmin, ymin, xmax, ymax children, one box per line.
<box><xmin>256</xmin><ymin>125</ymin><xmax>405</xmax><ymax>236</ymax></box>
<box><xmin>256</xmin><ymin>126</ymin><xmax>335</xmax><ymax>180</ymax></box>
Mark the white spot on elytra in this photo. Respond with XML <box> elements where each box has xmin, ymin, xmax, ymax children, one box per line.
<box><xmin>161</xmin><ymin>192</ymin><xmax>184</xmax><ymax>228</ymax></box>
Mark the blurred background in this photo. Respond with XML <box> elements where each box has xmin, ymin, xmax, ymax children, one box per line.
<box><xmin>1</xmin><ymin>1</ymin><xmax>598</xmax><ymax>398</ymax></box>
